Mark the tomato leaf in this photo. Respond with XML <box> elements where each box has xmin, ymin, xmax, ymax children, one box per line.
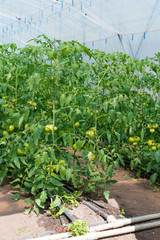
<box><xmin>33</xmin><ymin>125</ymin><xmax>43</xmax><ymax>146</ymax></box>
<box><xmin>103</xmin><ymin>188</ymin><xmax>109</xmax><ymax>201</ymax></box>
<box><xmin>40</xmin><ymin>190</ymin><xmax>48</xmax><ymax>204</ymax></box>
<box><xmin>155</xmin><ymin>150</ymin><xmax>160</xmax><ymax>163</ymax></box>
<box><xmin>50</xmin><ymin>177</ymin><xmax>63</xmax><ymax>186</ymax></box>
<box><xmin>25</xmin><ymin>198</ymin><xmax>33</xmax><ymax>204</ymax></box>
<box><xmin>149</xmin><ymin>173</ymin><xmax>158</xmax><ymax>185</ymax></box>
<box><xmin>12</xmin><ymin>193</ymin><xmax>20</xmax><ymax>201</ymax></box>
<box><xmin>50</xmin><ymin>196</ymin><xmax>61</xmax><ymax>208</ymax></box>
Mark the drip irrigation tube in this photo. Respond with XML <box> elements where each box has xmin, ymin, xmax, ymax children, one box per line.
<box><xmin>64</xmin><ymin>186</ymin><xmax>108</xmax><ymax>210</ymax></box>
<box><xmin>62</xmin><ymin>186</ymin><xmax>110</xmax><ymax>221</ymax></box>
<box><xmin>87</xmin><ymin>198</ymin><xmax>108</xmax><ymax>209</ymax></box>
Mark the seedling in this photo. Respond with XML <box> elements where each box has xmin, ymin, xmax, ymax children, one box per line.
<box><xmin>153</xmin><ymin>186</ymin><xmax>159</xmax><ymax>192</ymax></box>
<box><xmin>67</xmin><ymin>219</ymin><xmax>89</xmax><ymax>236</ymax></box>
<box><xmin>121</xmin><ymin>208</ymin><xmax>125</xmax><ymax>216</ymax></box>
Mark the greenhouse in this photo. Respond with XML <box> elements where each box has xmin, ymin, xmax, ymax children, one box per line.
<box><xmin>0</xmin><ymin>1</ymin><xmax>160</xmax><ymax>240</ymax></box>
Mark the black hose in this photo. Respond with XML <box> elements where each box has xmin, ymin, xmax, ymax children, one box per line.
<box><xmin>87</xmin><ymin>197</ymin><xmax>108</xmax><ymax>209</ymax></box>
<box><xmin>62</xmin><ymin>186</ymin><xmax>108</xmax><ymax>221</ymax></box>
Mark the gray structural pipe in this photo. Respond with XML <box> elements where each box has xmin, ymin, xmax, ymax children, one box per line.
<box><xmin>91</xmin><ymin>212</ymin><xmax>160</xmax><ymax>232</ymax></box>
<box><xmin>64</xmin><ymin>220</ymin><xmax>160</xmax><ymax>240</ymax></box>
<box><xmin>26</xmin><ymin>213</ymin><xmax>160</xmax><ymax>240</ymax></box>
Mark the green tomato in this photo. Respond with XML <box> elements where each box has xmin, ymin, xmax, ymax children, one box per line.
<box><xmin>133</xmin><ymin>142</ymin><xmax>138</xmax><ymax>146</ymax></box>
<box><xmin>152</xmin><ymin>124</ymin><xmax>158</xmax><ymax>129</ymax></box>
<box><xmin>151</xmin><ymin>146</ymin><xmax>156</xmax><ymax>151</ymax></box>
<box><xmin>9</xmin><ymin>125</ymin><xmax>14</xmax><ymax>132</ymax></box>
<box><xmin>73</xmin><ymin>144</ymin><xmax>77</xmax><ymax>151</ymax></box>
<box><xmin>74</xmin><ymin>122</ymin><xmax>80</xmax><ymax>127</ymax></box>
<box><xmin>59</xmin><ymin>160</ymin><xmax>66</xmax><ymax>165</ymax></box>
<box><xmin>150</xmin><ymin>128</ymin><xmax>155</xmax><ymax>133</ymax></box>
<box><xmin>3</xmin><ymin>131</ymin><xmax>7</xmax><ymax>136</ymax></box>
<box><xmin>147</xmin><ymin>140</ymin><xmax>154</xmax><ymax>147</ymax></box>
<box><xmin>129</xmin><ymin>137</ymin><xmax>135</xmax><ymax>143</ymax></box>
<box><xmin>17</xmin><ymin>149</ymin><xmax>25</xmax><ymax>156</ymax></box>
<box><xmin>134</xmin><ymin>136</ymin><xmax>140</xmax><ymax>142</ymax></box>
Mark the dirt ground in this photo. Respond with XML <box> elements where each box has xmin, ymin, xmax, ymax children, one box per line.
<box><xmin>0</xmin><ymin>168</ymin><xmax>160</xmax><ymax>240</ymax></box>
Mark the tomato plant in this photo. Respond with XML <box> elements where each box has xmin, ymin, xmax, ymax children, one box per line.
<box><xmin>0</xmin><ymin>35</ymin><xmax>160</xmax><ymax>215</ymax></box>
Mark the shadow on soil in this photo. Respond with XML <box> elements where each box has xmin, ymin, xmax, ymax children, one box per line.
<box><xmin>108</xmin><ymin>178</ymin><xmax>160</xmax><ymax>240</ymax></box>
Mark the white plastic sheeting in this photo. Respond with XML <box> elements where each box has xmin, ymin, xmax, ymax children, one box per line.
<box><xmin>0</xmin><ymin>0</ymin><xmax>160</xmax><ymax>58</ymax></box>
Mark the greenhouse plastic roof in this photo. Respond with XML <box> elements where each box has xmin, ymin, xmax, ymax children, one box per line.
<box><xmin>1</xmin><ymin>0</ymin><xmax>160</xmax><ymax>59</ymax></box>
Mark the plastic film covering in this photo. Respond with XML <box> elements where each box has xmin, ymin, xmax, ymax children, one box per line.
<box><xmin>0</xmin><ymin>0</ymin><xmax>160</xmax><ymax>58</ymax></box>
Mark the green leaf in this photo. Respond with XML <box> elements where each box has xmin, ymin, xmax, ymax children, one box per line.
<box><xmin>114</xmin><ymin>160</ymin><xmax>120</xmax><ymax>169</ymax></box>
<box><xmin>12</xmin><ymin>193</ymin><xmax>20</xmax><ymax>201</ymax></box>
<box><xmin>73</xmin><ymin>190</ymin><xmax>83</xmax><ymax>197</ymax></box>
<box><xmin>19</xmin><ymin>116</ymin><xmax>24</xmax><ymax>129</ymax></box>
<box><xmin>115</xmin><ymin>132</ymin><xmax>120</xmax><ymax>142</ymax></box>
<box><xmin>50</xmin><ymin>177</ymin><xmax>63</xmax><ymax>186</ymax></box>
<box><xmin>2</xmin><ymin>83</ymin><xmax>8</xmax><ymax>92</ymax></box>
<box><xmin>50</xmin><ymin>172</ymin><xmax>61</xmax><ymax>180</ymax></box>
<box><xmin>66</xmin><ymin>169</ymin><xmax>72</xmax><ymax>181</ymax></box>
<box><xmin>118</xmin><ymin>154</ymin><xmax>125</xmax><ymax>166</ymax></box>
<box><xmin>24</xmin><ymin>207</ymin><xmax>32</xmax><ymax>214</ymax></box>
<box><xmin>60</xmin><ymin>94</ymin><xmax>66</xmax><ymax>106</ymax></box>
<box><xmin>33</xmin><ymin>125</ymin><xmax>43</xmax><ymax>146</ymax></box>
<box><xmin>50</xmin><ymin>196</ymin><xmax>61</xmax><ymax>208</ymax></box>
<box><xmin>34</xmin><ymin>204</ymin><xmax>39</xmax><ymax>215</ymax></box>
<box><xmin>68</xmin><ymin>135</ymin><xmax>73</xmax><ymax>148</ymax></box>
<box><xmin>76</xmin><ymin>140</ymin><xmax>84</xmax><ymax>151</ymax></box>
<box><xmin>130</xmin><ymin>160</ymin><xmax>135</xmax><ymax>170</ymax></box>
<box><xmin>12</xmin><ymin>112</ymin><xmax>20</xmax><ymax>126</ymax></box>
<box><xmin>65</xmin><ymin>94</ymin><xmax>73</xmax><ymax>105</ymax></box>
<box><xmin>0</xmin><ymin>165</ymin><xmax>8</xmax><ymax>184</ymax></box>
<box><xmin>24</xmin><ymin>181</ymin><xmax>33</xmax><ymax>188</ymax></box>
<box><xmin>107</xmin><ymin>165</ymin><xmax>114</xmax><ymax>178</ymax></box>
<box><xmin>155</xmin><ymin>150</ymin><xmax>160</xmax><ymax>163</ymax></box>
<box><xmin>60</xmin><ymin>167</ymin><xmax>66</xmax><ymax>180</ymax></box>
<box><xmin>103</xmin><ymin>188</ymin><xmax>109</xmax><ymax>201</ymax></box>
<box><xmin>7</xmin><ymin>72</ymin><xmax>11</xmax><ymax>80</ymax></box>
<box><xmin>28</xmin><ymin>168</ymin><xmax>36</xmax><ymax>178</ymax></box>
<box><xmin>14</xmin><ymin>158</ymin><xmax>20</xmax><ymax>169</ymax></box>
<box><xmin>147</xmin><ymin>162</ymin><xmax>152</xmax><ymax>173</ymax></box>
<box><xmin>25</xmin><ymin>198</ymin><xmax>33</xmax><ymax>204</ymax></box>
<box><xmin>35</xmin><ymin>197</ymin><xmax>45</xmax><ymax>209</ymax></box>
<box><xmin>62</xmin><ymin>133</ymin><xmax>67</xmax><ymax>146</ymax></box>
<box><xmin>149</xmin><ymin>173</ymin><xmax>158</xmax><ymax>185</ymax></box>
<box><xmin>140</xmin><ymin>128</ymin><xmax>145</xmax><ymax>141</ymax></box>
<box><xmin>40</xmin><ymin>190</ymin><xmax>48</xmax><ymax>204</ymax></box>
<box><xmin>99</xmin><ymin>149</ymin><xmax>104</xmax><ymax>161</ymax></box>
<box><xmin>107</xmin><ymin>130</ymin><xmax>111</xmax><ymax>143</ymax></box>
<box><xmin>58</xmin><ymin>203</ymin><xmax>66</xmax><ymax>215</ymax></box>
<box><xmin>21</xmin><ymin>188</ymin><xmax>31</xmax><ymax>193</ymax></box>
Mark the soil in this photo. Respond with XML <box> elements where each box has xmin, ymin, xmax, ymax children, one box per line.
<box><xmin>0</xmin><ymin>167</ymin><xmax>160</xmax><ymax>240</ymax></box>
